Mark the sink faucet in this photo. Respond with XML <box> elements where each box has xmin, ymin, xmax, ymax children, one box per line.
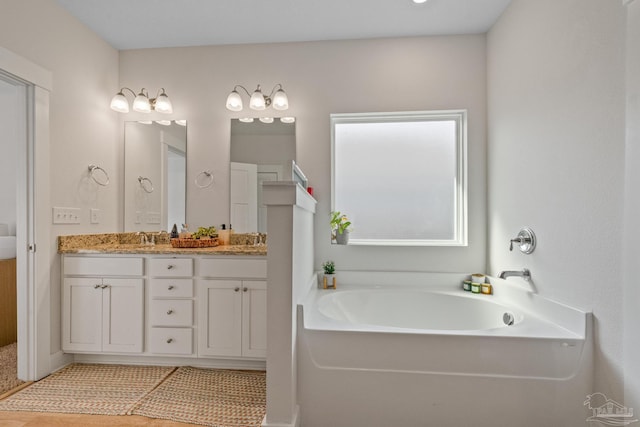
<box><xmin>498</xmin><ymin>268</ymin><xmax>531</xmax><ymax>281</ymax></box>
<box><xmin>136</xmin><ymin>231</ymin><xmax>155</xmax><ymax>245</ymax></box>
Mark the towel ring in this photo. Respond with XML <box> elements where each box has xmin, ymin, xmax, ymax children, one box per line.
<box><xmin>195</xmin><ymin>170</ymin><xmax>214</xmax><ymax>189</ymax></box>
<box><xmin>88</xmin><ymin>164</ymin><xmax>109</xmax><ymax>186</ymax></box>
<box><xmin>138</xmin><ymin>176</ymin><xmax>154</xmax><ymax>193</ymax></box>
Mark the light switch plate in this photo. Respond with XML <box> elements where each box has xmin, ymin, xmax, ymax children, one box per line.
<box><xmin>53</xmin><ymin>207</ymin><xmax>81</xmax><ymax>224</ymax></box>
<box><xmin>90</xmin><ymin>208</ymin><xmax>101</xmax><ymax>224</ymax></box>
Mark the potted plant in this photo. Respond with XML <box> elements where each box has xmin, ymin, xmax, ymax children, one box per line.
<box><xmin>321</xmin><ymin>260</ymin><xmax>337</xmax><ymax>289</ymax></box>
<box><xmin>330</xmin><ymin>211</ymin><xmax>352</xmax><ymax>245</ymax></box>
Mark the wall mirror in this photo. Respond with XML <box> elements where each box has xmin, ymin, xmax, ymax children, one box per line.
<box><xmin>230</xmin><ymin>118</ymin><xmax>296</xmax><ymax>233</ymax></box>
<box><xmin>124</xmin><ymin>120</ymin><xmax>187</xmax><ymax>232</ymax></box>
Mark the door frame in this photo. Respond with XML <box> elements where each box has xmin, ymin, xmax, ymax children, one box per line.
<box><xmin>0</xmin><ymin>47</ymin><xmax>52</xmax><ymax>381</ymax></box>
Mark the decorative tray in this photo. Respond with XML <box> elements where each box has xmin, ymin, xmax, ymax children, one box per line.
<box><xmin>170</xmin><ymin>237</ymin><xmax>219</xmax><ymax>248</ymax></box>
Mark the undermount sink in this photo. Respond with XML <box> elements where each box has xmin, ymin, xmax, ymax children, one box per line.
<box><xmin>0</xmin><ymin>236</ymin><xmax>16</xmax><ymax>260</ymax></box>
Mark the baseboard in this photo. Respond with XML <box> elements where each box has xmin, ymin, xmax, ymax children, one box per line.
<box><xmin>262</xmin><ymin>405</ymin><xmax>300</xmax><ymax>427</ymax></box>
<box><xmin>70</xmin><ymin>353</ymin><xmax>266</xmax><ymax>371</ymax></box>
<box><xmin>49</xmin><ymin>350</ymin><xmax>73</xmax><ymax>373</ymax></box>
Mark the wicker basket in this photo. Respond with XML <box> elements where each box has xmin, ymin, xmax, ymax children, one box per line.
<box><xmin>170</xmin><ymin>237</ymin><xmax>219</xmax><ymax>248</ymax></box>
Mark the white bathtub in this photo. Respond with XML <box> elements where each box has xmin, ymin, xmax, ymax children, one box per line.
<box><xmin>298</xmin><ymin>273</ymin><xmax>593</xmax><ymax>427</ymax></box>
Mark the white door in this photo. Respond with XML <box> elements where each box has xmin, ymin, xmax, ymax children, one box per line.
<box><xmin>199</xmin><ymin>280</ymin><xmax>242</xmax><ymax>357</ymax></box>
<box><xmin>102</xmin><ymin>278</ymin><xmax>144</xmax><ymax>353</ymax></box>
<box><xmin>257</xmin><ymin>165</ymin><xmax>283</xmax><ymax>233</ymax></box>
<box><xmin>241</xmin><ymin>280</ymin><xmax>267</xmax><ymax>358</ymax></box>
<box><xmin>62</xmin><ymin>278</ymin><xmax>102</xmax><ymax>353</ymax></box>
<box><xmin>230</xmin><ymin>162</ymin><xmax>257</xmax><ymax>233</ymax></box>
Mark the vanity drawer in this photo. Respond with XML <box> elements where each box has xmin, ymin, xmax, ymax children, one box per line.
<box><xmin>64</xmin><ymin>256</ymin><xmax>143</xmax><ymax>277</ymax></box>
<box><xmin>149</xmin><ymin>279</ymin><xmax>193</xmax><ymax>298</ymax></box>
<box><xmin>199</xmin><ymin>258</ymin><xmax>266</xmax><ymax>279</ymax></box>
<box><xmin>148</xmin><ymin>258</ymin><xmax>193</xmax><ymax>277</ymax></box>
<box><xmin>150</xmin><ymin>299</ymin><xmax>193</xmax><ymax>327</ymax></box>
<box><xmin>148</xmin><ymin>327</ymin><xmax>192</xmax><ymax>355</ymax></box>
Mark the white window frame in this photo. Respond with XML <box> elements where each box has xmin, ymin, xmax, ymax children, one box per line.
<box><xmin>330</xmin><ymin>110</ymin><xmax>468</xmax><ymax>246</ymax></box>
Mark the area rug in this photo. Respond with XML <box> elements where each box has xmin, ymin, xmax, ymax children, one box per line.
<box><xmin>130</xmin><ymin>366</ymin><xmax>266</xmax><ymax>427</ymax></box>
<box><xmin>0</xmin><ymin>343</ymin><xmax>25</xmax><ymax>396</ymax></box>
<box><xmin>0</xmin><ymin>363</ymin><xmax>175</xmax><ymax>416</ymax></box>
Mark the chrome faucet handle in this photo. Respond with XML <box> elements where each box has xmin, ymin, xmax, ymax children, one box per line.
<box><xmin>509</xmin><ymin>227</ymin><xmax>536</xmax><ymax>254</ymax></box>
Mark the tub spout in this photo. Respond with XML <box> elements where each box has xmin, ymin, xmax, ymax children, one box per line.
<box><xmin>498</xmin><ymin>268</ymin><xmax>531</xmax><ymax>281</ymax></box>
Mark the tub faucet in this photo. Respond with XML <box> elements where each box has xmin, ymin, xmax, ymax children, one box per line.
<box><xmin>498</xmin><ymin>268</ymin><xmax>531</xmax><ymax>281</ymax></box>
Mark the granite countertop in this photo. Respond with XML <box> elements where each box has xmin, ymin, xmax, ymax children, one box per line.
<box><xmin>58</xmin><ymin>232</ymin><xmax>267</xmax><ymax>256</ymax></box>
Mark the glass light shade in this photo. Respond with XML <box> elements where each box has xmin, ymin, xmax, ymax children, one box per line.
<box><xmin>133</xmin><ymin>92</ymin><xmax>151</xmax><ymax>113</ymax></box>
<box><xmin>226</xmin><ymin>90</ymin><xmax>243</xmax><ymax>112</ymax></box>
<box><xmin>259</xmin><ymin>117</ymin><xmax>274</xmax><ymax>123</ymax></box>
<box><xmin>155</xmin><ymin>120</ymin><xmax>171</xmax><ymax>126</ymax></box>
<box><xmin>110</xmin><ymin>92</ymin><xmax>129</xmax><ymax>113</ymax></box>
<box><xmin>280</xmin><ymin>116</ymin><xmax>295</xmax><ymax>123</ymax></box>
<box><xmin>175</xmin><ymin>119</ymin><xmax>187</xmax><ymax>126</ymax></box>
<box><xmin>137</xmin><ymin>120</ymin><xmax>153</xmax><ymax>124</ymax></box>
<box><xmin>239</xmin><ymin>117</ymin><xmax>254</xmax><ymax>123</ymax></box>
<box><xmin>272</xmin><ymin>89</ymin><xmax>289</xmax><ymax>111</ymax></box>
<box><xmin>154</xmin><ymin>93</ymin><xmax>173</xmax><ymax>114</ymax></box>
<box><xmin>250</xmin><ymin>89</ymin><xmax>266</xmax><ymax>110</ymax></box>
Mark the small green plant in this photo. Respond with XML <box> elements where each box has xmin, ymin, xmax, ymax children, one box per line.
<box><xmin>330</xmin><ymin>211</ymin><xmax>352</xmax><ymax>236</ymax></box>
<box><xmin>322</xmin><ymin>260</ymin><xmax>336</xmax><ymax>275</ymax></box>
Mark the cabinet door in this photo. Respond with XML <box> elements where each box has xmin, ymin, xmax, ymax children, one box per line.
<box><xmin>102</xmin><ymin>278</ymin><xmax>144</xmax><ymax>353</ymax></box>
<box><xmin>242</xmin><ymin>280</ymin><xmax>267</xmax><ymax>358</ymax></box>
<box><xmin>199</xmin><ymin>280</ymin><xmax>242</xmax><ymax>357</ymax></box>
<box><xmin>62</xmin><ymin>278</ymin><xmax>103</xmax><ymax>352</ymax></box>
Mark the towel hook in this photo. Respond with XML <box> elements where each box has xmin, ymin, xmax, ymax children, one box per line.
<box><xmin>138</xmin><ymin>176</ymin><xmax>154</xmax><ymax>193</ymax></box>
<box><xmin>88</xmin><ymin>164</ymin><xmax>110</xmax><ymax>186</ymax></box>
<box><xmin>195</xmin><ymin>170</ymin><xmax>215</xmax><ymax>189</ymax></box>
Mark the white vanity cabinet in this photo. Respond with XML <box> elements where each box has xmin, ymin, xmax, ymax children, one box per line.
<box><xmin>147</xmin><ymin>258</ymin><xmax>194</xmax><ymax>356</ymax></box>
<box><xmin>198</xmin><ymin>258</ymin><xmax>267</xmax><ymax>358</ymax></box>
<box><xmin>62</xmin><ymin>256</ymin><xmax>144</xmax><ymax>353</ymax></box>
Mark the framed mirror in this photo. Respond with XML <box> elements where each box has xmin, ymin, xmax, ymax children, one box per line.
<box><xmin>124</xmin><ymin>120</ymin><xmax>187</xmax><ymax>232</ymax></box>
<box><xmin>229</xmin><ymin>118</ymin><xmax>296</xmax><ymax>233</ymax></box>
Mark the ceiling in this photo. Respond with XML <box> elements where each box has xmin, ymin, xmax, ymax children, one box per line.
<box><xmin>55</xmin><ymin>0</ymin><xmax>513</xmax><ymax>50</ymax></box>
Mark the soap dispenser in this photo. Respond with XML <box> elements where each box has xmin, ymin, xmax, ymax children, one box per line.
<box><xmin>219</xmin><ymin>224</ymin><xmax>230</xmax><ymax>246</ymax></box>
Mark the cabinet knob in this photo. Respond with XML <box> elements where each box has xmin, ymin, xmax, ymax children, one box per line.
<box><xmin>168</xmin><ymin>285</ymin><xmax>175</xmax><ymax>290</ymax></box>
<box><xmin>101</xmin><ymin>284</ymin><xmax>109</xmax><ymax>289</ymax></box>
<box><xmin>166</xmin><ymin>338</ymin><xmax>173</xmax><ymax>344</ymax></box>
<box><xmin>234</xmin><ymin>287</ymin><xmax>240</xmax><ymax>292</ymax></box>
<box><xmin>167</xmin><ymin>265</ymin><xmax>174</xmax><ymax>270</ymax></box>
<box><xmin>243</xmin><ymin>287</ymin><xmax>248</xmax><ymax>292</ymax></box>
<box><xmin>94</xmin><ymin>284</ymin><xmax>101</xmax><ymax>289</ymax></box>
<box><xmin>167</xmin><ymin>309</ymin><xmax>174</xmax><ymax>315</ymax></box>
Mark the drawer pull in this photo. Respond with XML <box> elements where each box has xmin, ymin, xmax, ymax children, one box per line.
<box><xmin>234</xmin><ymin>287</ymin><xmax>240</xmax><ymax>292</ymax></box>
<box><xmin>168</xmin><ymin>285</ymin><xmax>175</xmax><ymax>290</ymax></box>
<box><xmin>166</xmin><ymin>338</ymin><xmax>173</xmax><ymax>344</ymax></box>
<box><xmin>167</xmin><ymin>309</ymin><xmax>174</xmax><ymax>315</ymax></box>
<box><xmin>243</xmin><ymin>287</ymin><xmax>248</xmax><ymax>292</ymax></box>
<box><xmin>167</xmin><ymin>265</ymin><xmax>175</xmax><ymax>270</ymax></box>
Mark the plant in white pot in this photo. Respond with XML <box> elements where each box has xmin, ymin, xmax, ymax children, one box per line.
<box><xmin>321</xmin><ymin>260</ymin><xmax>337</xmax><ymax>289</ymax></box>
<box><xmin>330</xmin><ymin>211</ymin><xmax>352</xmax><ymax>245</ymax></box>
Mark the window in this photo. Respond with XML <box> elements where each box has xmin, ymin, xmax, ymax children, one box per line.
<box><xmin>331</xmin><ymin>110</ymin><xmax>467</xmax><ymax>246</ymax></box>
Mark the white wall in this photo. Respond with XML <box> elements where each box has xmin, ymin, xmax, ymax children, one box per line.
<box><xmin>0</xmin><ymin>0</ymin><xmax>120</xmax><ymax>355</ymax></box>
<box><xmin>120</xmin><ymin>35</ymin><xmax>488</xmax><ymax>274</ymax></box>
<box><xmin>487</xmin><ymin>0</ymin><xmax>626</xmax><ymax>401</ymax></box>
<box><xmin>624</xmin><ymin>0</ymin><xmax>640</xmax><ymax>412</ymax></box>
<box><xmin>0</xmin><ymin>79</ymin><xmax>19</xmax><ymax>236</ymax></box>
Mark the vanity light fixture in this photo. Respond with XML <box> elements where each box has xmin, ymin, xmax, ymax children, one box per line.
<box><xmin>239</xmin><ymin>118</ymin><xmax>255</xmax><ymax>123</ymax></box>
<box><xmin>259</xmin><ymin>117</ymin><xmax>274</xmax><ymax>124</ymax></box>
<box><xmin>155</xmin><ymin>120</ymin><xmax>171</xmax><ymax>126</ymax></box>
<box><xmin>280</xmin><ymin>117</ymin><xmax>295</xmax><ymax>124</ymax></box>
<box><xmin>226</xmin><ymin>84</ymin><xmax>289</xmax><ymax>112</ymax></box>
<box><xmin>175</xmin><ymin>119</ymin><xmax>187</xmax><ymax>126</ymax></box>
<box><xmin>412</xmin><ymin>0</ymin><xmax>428</xmax><ymax>3</ymax></box>
<box><xmin>110</xmin><ymin>87</ymin><xmax>173</xmax><ymax>114</ymax></box>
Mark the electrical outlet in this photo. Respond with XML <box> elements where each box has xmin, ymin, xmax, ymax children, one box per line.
<box><xmin>90</xmin><ymin>208</ymin><xmax>101</xmax><ymax>224</ymax></box>
<box><xmin>52</xmin><ymin>207</ymin><xmax>81</xmax><ymax>224</ymax></box>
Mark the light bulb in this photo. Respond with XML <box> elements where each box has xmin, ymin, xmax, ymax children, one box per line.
<box><xmin>154</xmin><ymin>90</ymin><xmax>173</xmax><ymax>114</ymax></box>
<box><xmin>133</xmin><ymin>89</ymin><xmax>151</xmax><ymax>113</ymax></box>
<box><xmin>110</xmin><ymin>92</ymin><xmax>129</xmax><ymax>113</ymax></box>
<box><xmin>250</xmin><ymin>86</ymin><xmax>266</xmax><ymax>110</ymax></box>
<box><xmin>226</xmin><ymin>90</ymin><xmax>243</xmax><ymax>111</ymax></box>
<box><xmin>272</xmin><ymin>88</ymin><xmax>289</xmax><ymax>111</ymax></box>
